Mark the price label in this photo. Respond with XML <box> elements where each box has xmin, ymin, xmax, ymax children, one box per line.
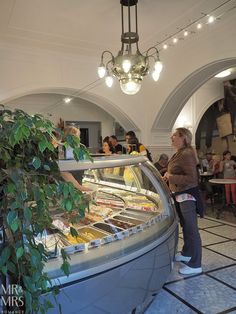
<box><xmin>122</xmin><ymin>230</ymin><xmax>130</xmax><ymax>238</ymax></box>
<box><xmin>136</xmin><ymin>225</ymin><xmax>143</xmax><ymax>232</ymax></box>
<box><xmin>89</xmin><ymin>239</ymin><xmax>101</xmax><ymax>248</ymax></box>
<box><xmin>114</xmin><ymin>232</ymin><xmax>124</xmax><ymax>240</ymax></box>
<box><xmin>74</xmin><ymin>243</ymin><xmax>85</xmax><ymax>252</ymax></box>
<box><xmin>103</xmin><ymin>235</ymin><xmax>113</xmax><ymax>244</ymax></box>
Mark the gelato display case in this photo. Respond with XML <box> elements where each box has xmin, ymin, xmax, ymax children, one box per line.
<box><xmin>44</xmin><ymin>155</ymin><xmax>178</xmax><ymax>314</ymax></box>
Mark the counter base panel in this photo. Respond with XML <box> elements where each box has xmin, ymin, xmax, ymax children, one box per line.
<box><xmin>43</xmin><ymin>226</ymin><xmax>178</xmax><ymax>314</ymax></box>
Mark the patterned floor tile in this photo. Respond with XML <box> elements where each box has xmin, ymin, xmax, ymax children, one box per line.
<box><xmin>178</xmin><ymin>229</ymin><xmax>227</xmax><ymax>246</ymax></box>
<box><xmin>204</xmin><ymin>225</ymin><xmax>236</xmax><ymax>239</ymax></box>
<box><xmin>197</xmin><ymin>217</ymin><xmax>223</xmax><ymax>229</ymax></box>
<box><xmin>209</xmin><ymin>265</ymin><xmax>236</xmax><ymax>289</ymax></box>
<box><xmin>145</xmin><ymin>289</ymin><xmax>196</xmax><ymax>314</ymax></box>
<box><xmin>166</xmin><ymin>275</ymin><xmax>236</xmax><ymax>314</ymax></box>
<box><xmin>199</xmin><ymin>229</ymin><xmax>228</xmax><ymax>246</ymax></box>
<box><xmin>207</xmin><ymin>241</ymin><xmax>236</xmax><ymax>259</ymax></box>
<box><xmin>202</xmin><ymin>247</ymin><xmax>234</xmax><ymax>272</ymax></box>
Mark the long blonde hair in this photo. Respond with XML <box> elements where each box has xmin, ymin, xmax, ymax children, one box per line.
<box><xmin>175</xmin><ymin>127</ymin><xmax>192</xmax><ymax>147</ymax></box>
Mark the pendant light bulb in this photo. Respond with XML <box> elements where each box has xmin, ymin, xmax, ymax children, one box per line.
<box><xmin>120</xmin><ymin>79</ymin><xmax>141</xmax><ymax>95</ymax></box>
<box><xmin>98</xmin><ymin>65</ymin><xmax>106</xmax><ymax>78</ymax></box>
<box><xmin>152</xmin><ymin>71</ymin><xmax>160</xmax><ymax>82</ymax></box>
<box><xmin>154</xmin><ymin>60</ymin><xmax>163</xmax><ymax>74</ymax></box>
<box><xmin>105</xmin><ymin>75</ymin><xmax>114</xmax><ymax>87</ymax></box>
<box><xmin>122</xmin><ymin>59</ymin><xmax>132</xmax><ymax>73</ymax></box>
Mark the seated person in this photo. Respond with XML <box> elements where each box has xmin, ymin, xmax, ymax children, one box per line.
<box><xmin>154</xmin><ymin>153</ymin><xmax>169</xmax><ymax>175</ymax></box>
<box><xmin>201</xmin><ymin>152</ymin><xmax>214</xmax><ymax>173</ymax></box>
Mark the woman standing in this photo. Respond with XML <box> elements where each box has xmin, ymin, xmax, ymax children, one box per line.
<box><xmin>163</xmin><ymin>128</ymin><xmax>203</xmax><ymax>275</ymax></box>
<box><xmin>219</xmin><ymin>150</ymin><xmax>236</xmax><ymax>207</ymax></box>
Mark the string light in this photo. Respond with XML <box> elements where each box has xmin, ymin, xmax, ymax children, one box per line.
<box><xmin>197</xmin><ymin>23</ymin><xmax>203</xmax><ymax>29</ymax></box>
<box><xmin>183</xmin><ymin>30</ymin><xmax>189</xmax><ymax>37</ymax></box>
<box><xmin>207</xmin><ymin>15</ymin><xmax>215</xmax><ymax>23</ymax></box>
<box><xmin>153</xmin><ymin>0</ymin><xmax>236</xmax><ymax>54</ymax></box>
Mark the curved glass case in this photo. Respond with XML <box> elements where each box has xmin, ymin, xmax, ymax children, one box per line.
<box><xmin>43</xmin><ymin>155</ymin><xmax>178</xmax><ymax>314</ymax></box>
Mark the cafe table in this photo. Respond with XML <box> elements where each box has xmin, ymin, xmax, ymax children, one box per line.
<box><xmin>208</xmin><ymin>178</ymin><xmax>236</xmax><ymax>218</ymax></box>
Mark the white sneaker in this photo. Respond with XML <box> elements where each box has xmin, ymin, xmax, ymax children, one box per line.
<box><xmin>179</xmin><ymin>265</ymin><xmax>202</xmax><ymax>275</ymax></box>
<box><xmin>175</xmin><ymin>253</ymin><xmax>191</xmax><ymax>262</ymax></box>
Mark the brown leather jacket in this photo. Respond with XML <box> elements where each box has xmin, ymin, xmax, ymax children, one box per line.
<box><xmin>168</xmin><ymin>147</ymin><xmax>198</xmax><ymax>192</ymax></box>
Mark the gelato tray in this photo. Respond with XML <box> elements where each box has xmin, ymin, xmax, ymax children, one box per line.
<box><xmin>120</xmin><ymin>209</ymin><xmax>155</xmax><ymax>221</ymax></box>
<box><xmin>77</xmin><ymin>226</ymin><xmax>110</xmax><ymax>247</ymax></box>
<box><xmin>105</xmin><ymin>218</ymin><xmax>135</xmax><ymax>230</ymax></box>
<box><xmin>93</xmin><ymin>222</ymin><xmax>123</xmax><ymax>234</ymax></box>
<box><xmin>35</xmin><ymin>233</ymin><xmax>70</xmax><ymax>258</ymax></box>
<box><xmin>112</xmin><ymin>215</ymin><xmax>144</xmax><ymax>226</ymax></box>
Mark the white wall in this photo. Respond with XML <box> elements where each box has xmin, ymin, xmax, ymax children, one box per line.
<box><xmin>6</xmin><ymin>93</ymin><xmax>115</xmax><ymax>140</ymax></box>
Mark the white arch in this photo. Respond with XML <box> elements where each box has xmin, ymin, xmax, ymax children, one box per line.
<box><xmin>152</xmin><ymin>58</ymin><xmax>236</xmax><ymax>132</ymax></box>
<box><xmin>1</xmin><ymin>86</ymin><xmax>139</xmax><ymax>132</ymax></box>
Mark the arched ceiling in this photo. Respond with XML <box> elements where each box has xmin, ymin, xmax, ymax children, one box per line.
<box><xmin>0</xmin><ymin>0</ymin><xmax>228</xmax><ymax>56</ymax></box>
<box><xmin>152</xmin><ymin>58</ymin><xmax>236</xmax><ymax>132</ymax></box>
<box><xmin>0</xmin><ymin>0</ymin><xmax>236</xmax><ymax>140</ymax></box>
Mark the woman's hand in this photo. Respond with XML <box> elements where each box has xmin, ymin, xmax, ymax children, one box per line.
<box><xmin>162</xmin><ymin>172</ymin><xmax>170</xmax><ymax>182</ymax></box>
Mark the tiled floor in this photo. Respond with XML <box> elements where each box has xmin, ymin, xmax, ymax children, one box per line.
<box><xmin>145</xmin><ymin>212</ymin><xmax>236</xmax><ymax>314</ymax></box>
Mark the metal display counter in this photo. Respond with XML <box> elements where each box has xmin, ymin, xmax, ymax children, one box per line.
<box><xmin>43</xmin><ymin>155</ymin><xmax>178</xmax><ymax>314</ymax></box>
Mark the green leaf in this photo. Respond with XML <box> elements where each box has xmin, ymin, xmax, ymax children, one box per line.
<box><xmin>23</xmin><ymin>276</ymin><xmax>35</xmax><ymax>293</ymax></box>
<box><xmin>30</xmin><ymin>248</ymin><xmax>41</xmax><ymax>267</ymax></box>
<box><xmin>24</xmin><ymin>290</ymin><xmax>32</xmax><ymax>312</ymax></box>
<box><xmin>32</xmin><ymin>271</ymin><xmax>41</xmax><ymax>283</ymax></box>
<box><xmin>16</xmin><ymin>247</ymin><xmax>24</xmax><ymax>259</ymax></box>
<box><xmin>7</xmin><ymin>210</ymin><xmax>17</xmax><ymax>226</ymax></box>
<box><xmin>20</xmin><ymin>191</ymin><xmax>28</xmax><ymax>201</ymax></box>
<box><xmin>43</xmin><ymin>164</ymin><xmax>50</xmax><ymax>171</ymax></box>
<box><xmin>22</xmin><ymin>125</ymin><xmax>30</xmax><ymax>137</ymax></box>
<box><xmin>39</xmin><ymin>140</ymin><xmax>47</xmax><ymax>153</ymax></box>
<box><xmin>24</xmin><ymin>207</ymin><xmax>32</xmax><ymax>221</ymax></box>
<box><xmin>63</xmin><ymin>184</ymin><xmax>69</xmax><ymax>198</ymax></box>
<box><xmin>9</xmin><ymin>201</ymin><xmax>20</xmax><ymax>210</ymax></box>
<box><xmin>1</xmin><ymin>265</ymin><xmax>8</xmax><ymax>275</ymax></box>
<box><xmin>70</xmin><ymin>227</ymin><xmax>78</xmax><ymax>238</ymax></box>
<box><xmin>0</xmin><ymin>246</ymin><xmax>11</xmax><ymax>266</ymax></box>
<box><xmin>14</xmin><ymin>126</ymin><xmax>23</xmax><ymax>142</ymax></box>
<box><xmin>10</xmin><ymin>219</ymin><xmax>19</xmax><ymax>232</ymax></box>
<box><xmin>7</xmin><ymin>261</ymin><xmax>16</xmax><ymax>273</ymax></box>
<box><xmin>60</xmin><ymin>261</ymin><xmax>70</xmax><ymax>276</ymax></box>
<box><xmin>32</xmin><ymin>156</ymin><xmax>41</xmax><ymax>169</ymax></box>
<box><xmin>6</xmin><ymin>182</ymin><xmax>16</xmax><ymax>194</ymax></box>
<box><xmin>65</xmin><ymin>199</ymin><xmax>72</xmax><ymax>211</ymax></box>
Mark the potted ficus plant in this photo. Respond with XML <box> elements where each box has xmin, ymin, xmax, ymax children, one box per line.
<box><xmin>0</xmin><ymin>107</ymin><xmax>91</xmax><ymax>313</ymax></box>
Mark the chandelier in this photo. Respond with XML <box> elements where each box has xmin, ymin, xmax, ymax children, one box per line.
<box><xmin>97</xmin><ymin>0</ymin><xmax>163</xmax><ymax>95</ymax></box>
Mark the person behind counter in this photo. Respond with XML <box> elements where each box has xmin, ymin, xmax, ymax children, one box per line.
<box><xmin>154</xmin><ymin>153</ymin><xmax>169</xmax><ymax>176</ymax></box>
<box><xmin>125</xmin><ymin>130</ymin><xmax>153</xmax><ymax>162</ymax></box>
<box><xmin>98</xmin><ymin>139</ymin><xmax>114</xmax><ymax>155</ymax></box>
<box><xmin>109</xmin><ymin>135</ymin><xmax>126</xmax><ymax>154</ymax></box>
<box><xmin>52</xmin><ymin>126</ymin><xmax>92</xmax><ymax>193</ymax></box>
<box><xmin>163</xmin><ymin>127</ymin><xmax>203</xmax><ymax>275</ymax></box>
